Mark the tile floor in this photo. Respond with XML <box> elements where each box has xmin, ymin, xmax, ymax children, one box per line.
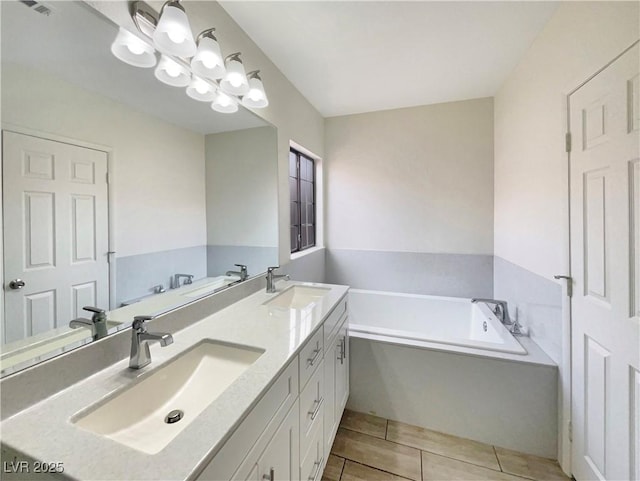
<box><xmin>322</xmin><ymin>410</ymin><xmax>571</xmax><ymax>481</ymax></box>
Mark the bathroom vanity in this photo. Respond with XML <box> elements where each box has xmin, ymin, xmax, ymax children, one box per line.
<box><xmin>0</xmin><ymin>281</ymin><xmax>349</xmax><ymax>481</ymax></box>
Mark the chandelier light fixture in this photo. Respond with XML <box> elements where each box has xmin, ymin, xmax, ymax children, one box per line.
<box><xmin>110</xmin><ymin>0</ymin><xmax>269</xmax><ymax>114</ymax></box>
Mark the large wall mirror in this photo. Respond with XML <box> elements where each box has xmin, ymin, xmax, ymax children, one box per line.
<box><xmin>1</xmin><ymin>0</ymin><xmax>278</xmax><ymax>376</ymax></box>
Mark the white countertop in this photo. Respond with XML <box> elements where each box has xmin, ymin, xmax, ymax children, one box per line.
<box><xmin>0</xmin><ymin>280</ymin><xmax>349</xmax><ymax>481</ymax></box>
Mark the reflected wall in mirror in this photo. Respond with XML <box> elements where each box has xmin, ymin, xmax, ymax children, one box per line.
<box><xmin>1</xmin><ymin>0</ymin><xmax>278</xmax><ymax>376</ymax></box>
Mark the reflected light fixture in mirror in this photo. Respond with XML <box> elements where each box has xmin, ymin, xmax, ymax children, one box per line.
<box><xmin>111</xmin><ymin>27</ymin><xmax>157</xmax><ymax>68</ymax></box>
<box><xmin>211</xmin><ymin>90</ymin><xmax>238</xmax><ymax>114</ymax></box>
<box><xmin>242</xmin><ymin>71</ymin><xmax>269</xmax><ymax>109</ymax></box>
<box><xmin>155</xmin><ymin>54</ymin><xmax>191</xmax><ymax>87</ymax></box>
<box><xmin>220</xmin><ymin>52</ymin><xmax>250</xmax><ymax>96</ymax></box>
<box><xmin>186</xmin><ymin>75</ymin><xmax>217</xmax><ymax>102</ymax></box>
<box><xmin>111</xmin><ymin>1</ymin><xmax>268</xmax><ymax>113</ymax></box>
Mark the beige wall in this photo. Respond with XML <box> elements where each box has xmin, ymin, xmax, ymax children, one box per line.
<box><xmin>493</xmin><ymin>1</ymin><xmax>639</xmax><ymax>469</ymax></box>
<box><xmin>494</xmin><ymin>1</ymin><xmax>639</xmax><ymax>279</ymax></box>
<box><xmin>325</xmin><ymin>98</ymin><xmax>494</xmax><ymax>254</ymax></box>
<box><xmin>1</xmin><ymin>63</ymin><xmax>206</xmax><ymax>258</ymax></box>
<box><xmin>205</xmin><ymin>127</ymin><xmax>278</xmax><ymax>247</ymax></box>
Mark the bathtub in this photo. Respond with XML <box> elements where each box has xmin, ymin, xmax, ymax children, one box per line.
<box><xmin>346</xmin><ymin>288</ymin><xmax>558</xmax><ymax>458</ymax></box>
<box><xmin>348</xmin><ymin>289</ymin><xmax>526</xmax><ymax>355</ymax></box>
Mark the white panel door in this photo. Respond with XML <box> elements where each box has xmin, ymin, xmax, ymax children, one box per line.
<box><xmin>3</xmin><ymin>131</ymin><xmax>109</xmax><ymax>343</ymax></box>
<box><xmin>570</xmin><ymin>43</ymin><xmax>640</xmax><ymax>481</ymax></box>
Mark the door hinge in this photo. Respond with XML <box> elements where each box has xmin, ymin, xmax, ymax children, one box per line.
<box><xmin>565</xmin><ymin>132</ymin><xmax>572</xmax><ymax>153</ymax></box>
<box><xmin>568</xmin><ymin>421</ymin><xmax>573</xmax><ymax>442</ymax></box>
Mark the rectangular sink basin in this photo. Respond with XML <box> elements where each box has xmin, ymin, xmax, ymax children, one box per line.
<box><xmin>264</xmin><ymin>286</ymin><xmax>331</xmax><ymax>309</ymax></box>
<box><xmin>73</xmin><ymin>340</ymin><xmax>264</xmax><ymax>454</ymax></box>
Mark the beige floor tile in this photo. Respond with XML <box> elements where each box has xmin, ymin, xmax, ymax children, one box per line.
<box><xmin>422</xmin><ymin>451</ymin><xmax>526</xmax><ymax>481</ymax></box>
<box><xmin>387</xmin><ymin>420</ymin><xmax>500</xmax><ymax>471</ymax></box>
<box><xmin>322</xmin><ymin>454</ymin><xmax>345</xmax><ymax>481</ymax></box>
<box><xmin>340</xmin><ymin>409</ymin><xmax>388</xmax><ymax>439</ymax></box>
<box><xmin>495</xmin><ymin>447</ymin><xmax>570</xmax><ymax>481</ymax></box>
<box><xmin>341</xmin><ymin>460</ymin><xmax>413</xmax><ymax>481</ymax></box>
<box><xmin>331</xmin><ymin>428</ymin><xmax>422</xmax><ymax>481</ymax></box>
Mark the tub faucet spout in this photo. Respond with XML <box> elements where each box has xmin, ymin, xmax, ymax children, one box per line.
<box><xmin>471</xmin><ymin>298</ymin><xmax>512</xmax><ymax>326</ymax></box>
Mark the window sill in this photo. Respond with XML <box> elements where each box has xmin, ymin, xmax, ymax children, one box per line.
<box><xmin>291</xmin><ymin>246</ymin><xmax>324</xmax><ymax>261</ymax></box>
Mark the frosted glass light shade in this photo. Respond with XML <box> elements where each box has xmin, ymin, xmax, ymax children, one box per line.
<box><xmin>152</xmin><ymin>2</ymin><xmax>197</xmax><ymax>57</ymax></box>
<box><xmin>191</xmin><ymin>35</ymin><xmax>226</xmax><ymax>80</ymax></box>
<box><xmin>242</xmin><ymin>73</ymin><xmax>268</xmax><ymax>108</ymax></box>
<box><xmin>154</xmin><ymin>55</ymin><xmax>191</xmax><ymax>87</ymax></box>
<box><xmin>220</xmin><ymin>54</ymin><xmax>249</xmax><ymax>96</ymax></box>
<box><xmin>111</xmin><ymin>27</ymin><xmax>156</xmax><ymax>68</ymax></box>
<box><xmin>186</xmin><ymin>76</ymin><xmax>217</xmax><ymax>102</ymax></box>
<box><xmin>211</xmin><ymin>91</ymin><xmax>238</xmax><ymax>114</ymax></box>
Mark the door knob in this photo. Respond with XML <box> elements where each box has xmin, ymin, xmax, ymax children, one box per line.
<box><xmin>8</xmin><ymin>279</ymin><xmax>25</xmax><ymax>290</ymax></box>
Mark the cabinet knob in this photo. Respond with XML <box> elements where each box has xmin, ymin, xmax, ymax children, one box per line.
<box><xmin>262</xmin><ymin>467</ymin><xmax>274</xmax><ymax>481</ymax></box>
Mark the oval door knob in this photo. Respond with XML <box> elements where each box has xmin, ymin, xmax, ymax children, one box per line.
<box><xmin>8</xmin><ymin>279</ymin><xmax>25</xmax><ymax>290</ymax></box>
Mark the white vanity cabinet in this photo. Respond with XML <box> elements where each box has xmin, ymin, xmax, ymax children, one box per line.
<box><xmin>196</xmin><ymin>293</ymin><xmax>349</xmax><ymax>481</ymax></box>
<box><xmin>235</xmin><ymin>400</ymin><xmax>300</xmax><ymax>481</ymax></box>
<box><xmin>196</xmin><ymin>360</ymin><xmax>299</xmax><ymax>481</ymax></box>
<box><xmin>323</xmin><ymin>298</ymin><xmax>349</xmax><ymax>460</ymax></box>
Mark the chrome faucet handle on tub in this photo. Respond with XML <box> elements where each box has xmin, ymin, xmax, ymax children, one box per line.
<box><xmin>265</xmin><ymin>266</ymin><xmax>290</xmax><ymax>293</ymax></box>
<box><xmin>129</xmin><ymin>315</ymin><xmax>173</xmax><ymax>369</ymax></box>
<box><xmin>471</xmin><ymin>298</ymin><xmax>513</xmax><ymax>326</ymax></box>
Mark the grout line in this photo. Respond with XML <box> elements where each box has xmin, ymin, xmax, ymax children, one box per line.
<box><xmin>339</xmin><ymin>425</ymin><xmax>387</xmax><ymax>440</ymax></box>
<box><xmin>493</xmin><ymin>446</ymin><xmax>504</xmax><ymax>472</ymax></box>
<box><xmin>418</xmin><ymin>447</ymin><xmax>504</xmax><ymax>474</ymax></box>
<box><xmin>344</xmin><ymin>459</ymin><xmax>416</xmax><ymax>481</ymax></box>
<box><xmin>338</xmin><ymin>456</ymin><xmax>346</xmax><ymax>481</ymax></box>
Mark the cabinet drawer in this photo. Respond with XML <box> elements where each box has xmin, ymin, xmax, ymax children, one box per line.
<box><xmin>300</xmin><ymin>418</ymin><xmax>325</xmax><ymax>481</ymax></box>
<box><xmin>196</xmin><ymin>359</ymin><xmax>299</xmax><ymax>481</ymax></box>
<box><xmin>299</xmin><ymin>327</ymin><xmax>323</xmax><ymax>390</ymax></box>
<box><xmin>323</xmin><ymin>296</ymin><xmax>347</xmax><ymax>347</ymax></box>
<box><xmin>299</xmin><ymin>359</ymin><xmax>324</xmax><ymax>455</ymax></box>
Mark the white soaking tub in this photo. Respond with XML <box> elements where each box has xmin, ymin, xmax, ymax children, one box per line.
<box><xmin>348</xmin><ymin>289</ymin><xmax>527</xmax><ymax>355</ymax></box>
<box><xmin>346</xmin><ymin>288</ymin><xmax>558</xmax><ymax>458</ymax></box>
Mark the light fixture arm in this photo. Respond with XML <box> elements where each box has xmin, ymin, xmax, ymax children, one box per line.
<box><xmin>225</xmin><ymin>52</ymin><xmax>243</xmax><ymax>63</ymax></box>
<box><xmin>197</xmin><ymin>28</ymin><xmax>218</xmax><ymax>42</ymax></box>
<box><xmin>160</xmin><ymin>0</ymin><xmax>185</xmax><ymax>15</ymax></box>
<box><xmin>247</xmin><ymin>70</ymin><xmax>262</xmax><ymax>81</ymax></box>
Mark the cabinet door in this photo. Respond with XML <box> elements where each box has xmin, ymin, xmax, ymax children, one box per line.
<box><xmin>323</xmin><ymin>336</ymin><xmax>338</xmax><ymax>459</ymax></box>
<box><xmin>335</xmin><ymin>321</ymin><xmax>349</xmax><ymax>414</ymax></box>
<box><xmin>258</xmin><ymin>402</ymin><xmax>300</xmax><ymax>481</ymax></box>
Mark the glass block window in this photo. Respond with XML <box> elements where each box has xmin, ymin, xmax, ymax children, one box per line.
<box><xmin>289</xmin><ymin>148</ymin><xmax>316</xmax><ymax>253</ymax></box>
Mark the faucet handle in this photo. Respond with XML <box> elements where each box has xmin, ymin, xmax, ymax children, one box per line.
<box><xmin>267</xmin><ymin>266</ymin><xmax>280</xmax><ymax>273</ymax></box>
<box><xmin>235</xmin><ymin>264</ymin><xmax>247</xmax><ymax>270</ymax></box>
<box><xmin>82</xmin><ymin>306</ymin><xmax>105</xmax><ymax>320</ymax></box>
<box><xmin>132</xmin><ymin>315</ymin><xmax>154</xmax><ymax>331</ymax></box>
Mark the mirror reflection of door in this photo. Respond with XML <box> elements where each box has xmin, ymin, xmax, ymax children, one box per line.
<box><xmin>2</xmin><ymin>131</ymin><xmax>109</xmax><ymax>344</ymax></box>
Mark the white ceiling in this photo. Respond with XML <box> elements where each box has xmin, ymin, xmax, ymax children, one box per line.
<box><xmin>220</xmin><ymin>1</ymin><xmax>559</xmax><ymax>117</ymax></box>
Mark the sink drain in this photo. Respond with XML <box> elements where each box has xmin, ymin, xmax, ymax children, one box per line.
<box><xmin>165</xmin><ymin>409</ymin><xmax>184</xmax><ymax>424</ymax></box>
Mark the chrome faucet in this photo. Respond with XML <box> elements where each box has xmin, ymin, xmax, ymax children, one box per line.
<box><xmin>171</xmin><ymin>273</ymin><xmax>194</xmax><ymax>289</ymax></box>
<box><xmin>226</xmin><ymin>264</ymin><xmax>249</xmax><ymax>281</ymax></box>
<box><xmin>129</xmin><ymin>315</ymin><xmax>173</xmax><ymax>369</ymax></box>
<box><xmin>471</xmin><ymin>298</ymin><xmax>513</xmax><ymax>327</ymax></box>
<box><xmin>69</xmin><ymin>306</ymin><xmax>109</xmax><ymax>341</ymax></box>
<box><xmin>266</xmin><ymin>266</ymin><xmax>290</xmax><ymax>293</ymax></box>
